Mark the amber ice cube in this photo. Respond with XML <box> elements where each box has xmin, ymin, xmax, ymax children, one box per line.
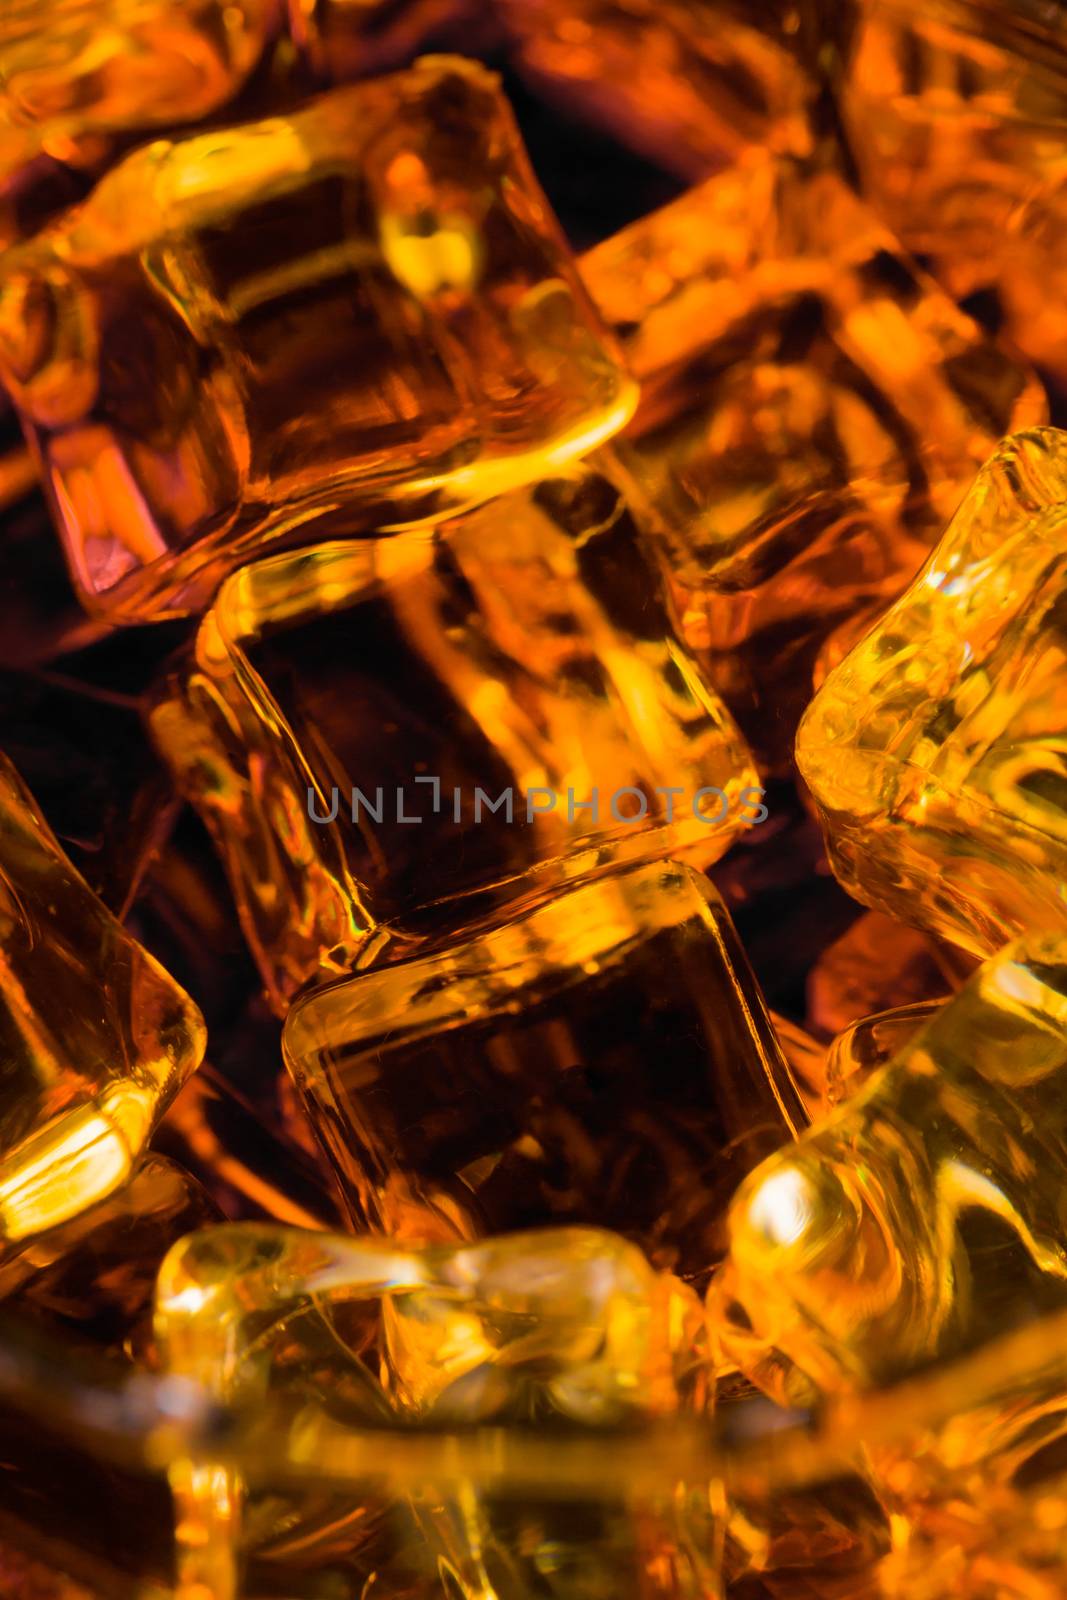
<box><xmin>149</xmin><ymin>470</ymin><xmax>758</xmax><ymax>1011</ymax></box>
<box><xmin>586</xmin><ymin>154</ymin><xmax>1043</xmax><ymax>772</ymax></box>
<box><xmin>835</xmin><ymin>0</ymin><xmax>1067</xmax><ymax>382</ymax></box>
<box><xmin>0</xmin><ymin>1153</ymin><xmax>219</xmax><ymax>1358</ymax></box>
<box><xmin>497</xmin><ymin>0</ymin><xmax>816</xmax><ymax>181</ymax></box>
<box><xmin>583</xmin><ymin>153</ymin><xmax>1045</xmax><ymax>596</ymax></box>
<box><xmin>798</xmin><ymin>426</ymin><xmax>1067</xmax><ymax>958</ymax></box>
<box><xmin>711</xmin><ymin>934</ymin><xmax>1067</xmax><ymax>1407</ymax></box>
<box><xmin>0</xmin><ymin>753</ymin><xmax>205</xmax><ymax>1242</ymax></box>
<box><xmin>0</xmin><ymin>0</ymin><xmax>277</xmax><ymax>246</ymax></box>
<box><xmin>157</xmin><ymin>1222</ymin><xmax>704</xmax><ymax>1417</ymax></box>
<box><xmin>282</xmin><ymin>859</ymin><xmax>805</xmax><ymax>1280</ymax></box>
<box><xmin>157</xmin><ymin>1221</ymin><xmax>711</xmax><ymax>1600</ymax></box>
<box><xmin>0</xmin><ymin>58</ymin><xmax>636</xmax><ymax>623</ymax></box>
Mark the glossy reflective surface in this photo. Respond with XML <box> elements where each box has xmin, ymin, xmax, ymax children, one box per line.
<box><xmin>151</xmin><ymin>473</ymin><xmax>756</xmax><ymax>1008</ymax></box>
<box><xmin>799</xmin><ymin>427</ymin><xmax>1067</xmax><ymax>956</ymax></box>
<box><xmin>714</xmin><ymin>936</ymin><xmax>1067</xmax><ymax>1403</ymax></box>
<box><xmin>284</xmin><ymin>860</ymin><xmax>805</xmax><ymax>1279</ymax></box>
<box><xmin>0</xmin><ymin>59</ymin><xmax>635</xmax><ymax>620</ymax></box>
<box><xmin>0</xmin><ymin>753</ymin><xmax>205</xmax><ymax>1241</ymax></box>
